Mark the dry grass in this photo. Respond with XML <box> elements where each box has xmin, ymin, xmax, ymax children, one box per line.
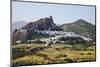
<box><xmin>12</xmin><ymin>44</ymin><xmax>96</xmax><ymax>66</ymax></box>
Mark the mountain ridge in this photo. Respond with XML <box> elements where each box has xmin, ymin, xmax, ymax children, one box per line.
<box><xmin>12</xmin><ymin>21</ymin><xmax>27</xmax><ymax>31</ymax></box>
<box><xmin>61</xmin><ymin>19</ymin><xmax>95</xmax><ymax>40</ymax></box>
<box><xmin>21</xmin><ymin>16</ymin><xmax>62</xmax><ymax>31</ymax></box>
<box><xmin>12</xmin><ymin>16</ymin><xmax>95</xmax><ymax>42</ymax></box>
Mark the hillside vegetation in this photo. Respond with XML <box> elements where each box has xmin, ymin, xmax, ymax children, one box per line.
<box><xmin>12</xmin><ymin>44</ymin><xmax>96</xmax><ymax>66</ymax></box>
<box><xmin>61</xmin><ymin>19</ymin><xmax>95</xmax><ymax>40</ymax></box>
<box><xmin>12</xmin><ymin>16</ymin><xmax>96</xmax><ymax>66</ymax></box>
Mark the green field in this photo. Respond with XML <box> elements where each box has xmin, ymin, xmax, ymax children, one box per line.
<box><xmin>12</xmin><ymin>44</ymin><xmax>96</xmax><ymax>66</ymax></box>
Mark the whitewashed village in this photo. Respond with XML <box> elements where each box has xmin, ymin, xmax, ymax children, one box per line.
<box><xmin>13</xmin><ymin>16</ymin><xmax>94</xmax><ymax>46</ymax></box>
<box><xmin>15</xmin><ymin>29</ymin><xmax>92</xmax><ymax>46</ymax></box>
<box><xmin>12</xmin><ymin>16</ymin><xmax>96</xmax><ymax>66</ymax></box>
<box><xmin>12</xmin><ymin>1</ymin><xmax>96</xmax><ymax>66</ymax></box>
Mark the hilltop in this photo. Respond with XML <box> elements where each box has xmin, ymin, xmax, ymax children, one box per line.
<box><xmin>21</xmin><ymin>16</ymin><xmax>62</xmax><ymax>31</ymax></box>
<box><xmin>12</xmin><ymin>16</ymin><xmax>95</xmax><ymax>44</ymax></box>
<box><xmin>61</xmin><ymin>19</ymin><xmax>95</xmax><ymax>40</ymax></box>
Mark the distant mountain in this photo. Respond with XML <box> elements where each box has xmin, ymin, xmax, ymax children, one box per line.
<box><xmin>22</xmin><ymin>16</ymin><xmax>62</xmax><ymax>31</ymax></box>
<box><xmin>61</xmin><ymin>19</ymin><xmax>95</xmax><ymax>40</ymax></box>
<box><xmin>12</xmin><ymin>17</ymin><xmax>96</xmax><ymax>44</ymax></box>
<box><xmin>12</xmin><ymin>21</ymin><xmax>27</xmax><ymax>31</ymax></box>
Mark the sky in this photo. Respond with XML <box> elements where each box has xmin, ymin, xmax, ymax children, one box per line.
<box><xmin>12</xmin><ymin>1</ymin><xmax>96</xmax><ymax>24</ymax></box>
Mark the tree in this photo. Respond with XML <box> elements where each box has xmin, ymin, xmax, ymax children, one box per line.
<box><xmin>13</xmin><ymin>29</ymin><xmax>18</xmax><ymax>33</ymax></box>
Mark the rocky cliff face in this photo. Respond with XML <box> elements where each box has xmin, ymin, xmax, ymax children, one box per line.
<box><xmin>22</xmin><ymin>16</ymin><xmax>59</xmax><ymax>31</ymax></box>
<box><xmin>12</xmin><ymin>16</ymin><xmax>62</xmax><ymax>44</ymax></box>
<box><xmin>12</xmin><ymin>17</ymin><xmax>95</xmax><ymax>44</ymax></box>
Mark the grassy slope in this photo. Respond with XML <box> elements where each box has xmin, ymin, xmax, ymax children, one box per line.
<box><xmin>12</xmin><ymin>44</ymin><xmax>96</xmax><ymax>66</ymax></box>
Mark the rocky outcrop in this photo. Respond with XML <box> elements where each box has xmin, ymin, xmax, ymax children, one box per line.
<box><xmin>21</xmin><ymin>16</ymin><xmax>61</xmax><ymax>31</ymax></box>
<box><xmin>12</xmin><ymin>29</ymin><xmax>28</xmax><ymax>44</ymax></box>
<box><xmin>12</xmin><ymin>17</ymin><xmax>95</xmax><ymax>44</ymax></box>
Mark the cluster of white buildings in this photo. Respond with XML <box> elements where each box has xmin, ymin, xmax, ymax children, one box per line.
<box><xmin>34</xmin><ymin>30</ymin><xmax>92</xmax><ymax>41</ymax></box>
<box><xmin>34</xmin><ymin>30</ymin><xmax>76</xmax><ymax>36</ymax></box>
<box><xmin>15</xmin><ymin>30</ymin><xmax>92</xmax><ymax>45</ymax></box>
